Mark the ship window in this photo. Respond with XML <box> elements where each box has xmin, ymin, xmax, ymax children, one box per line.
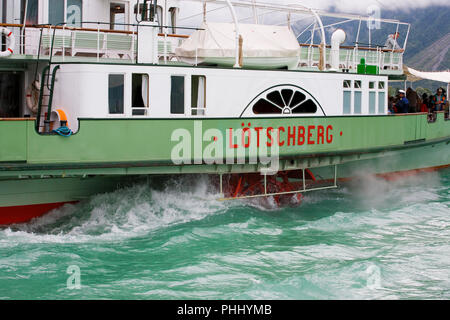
<box><xmin>369</xmin><ymin>91</ymin><xmax>376</xmax><ymax>114</ymax></box>
<box><xmin>171</xmin><ymin>76</ymin><xmax>185</xmax><ymax>114</ymax></box>
<box><xmin>369</xmin><ymin>81</ymin><xmax>375</xmax><ymax>89</ymax></box>
<box><xmin>169</xmin><ymin>7</ymin><xmax>178</xmax><ymax>34</ymax></box>
<box><xmin>67</xmin><ymin>0</ymin><xmax>82</xmax><ymax>27</ymax></box>
<box><xmin>49</xmin><ymin>0</ymin><xmax>82</xmax><ymax>27</ymax></box>
<box><xmin>156</xmin><ymin>6</ymin><xmax>163</xmax><ymax>31</ymax></box>
<box><xmin>266</xmin><ymin>91</ymin><xmax>285</xmax><ymax>108</ymax></box>
<box><xmin>292</xmin><ymin>99</ymin><xmax>317</xmax><ymax>114</ymax></box>
<box><xmin>253</xmin><ymin>87</ymin><xmax>318</xmax><ymax>115</ymax></box>
<box><xmin>110</xmin><ymin>3</ymin><xmax>127</xmax><ymax>31</ymax></box>
<box><xmin>354</xmin><ymin>80</ymin><xmax>362</xmax><ymax>89</ymax></box>
<box><xmin>132</xmin><ymin>74</ymin><xmax>149</xmax><ymax>116</ymax></box>
<box><xmin>21</xmin><ymin>0</ymin><xmax>39</xmax><ymax>24</ymax></box>
<box><xmin>253</xmin><ymin>99</ymin><xmax>281</xmax><ymax>114</ymax></box>
<box><xmin>354</xmin><ymin>91</ymin><xmax>362</xmax><ymax>114</ymax></box>
<box><xmin>343</xmin><ymin>80</ymin><xmax>351</xmax><ymax>88</ymax></box>
<box><xmin>378</xmin><ymin>92</ymin><xmax>386</xmax><ymax>113</ymax></box>
<box><xmin>281</xmin><ymin>89</ymin><xmax>293</xmax><ymax>105</ymax></box>
<box><xmin>290</xmin><ymin>91</ymin><xmax>305</xmax><ymax>108</ymax></box>
<box><xmin>343</xmin><ymin>91</ymin><xmax>351</xmax><ymax>114</ymax></box>
<box><xmin>191</xmin><ymin>75</ymin><xmax>206</xmax><ymax>116</ymax></box>
<box><xmin>109</xmin><ymin>74</ymin><xmax>124</xmax><ymax>114</ymax></box>
<box><xmin>49</xmin><ymin>0</ymin><xmax>64</xmax><ymax>25</ymax></box>
<box><xmin>378</xmin><ymin>81</ymin><xmax>385</xmax><ymax>89</ymax></box>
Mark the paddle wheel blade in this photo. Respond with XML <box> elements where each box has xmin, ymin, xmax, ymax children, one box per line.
<box><xmin>217</xmin><ymin>170</ymin><xmax>319</xmax><ymax>207</ymax></box>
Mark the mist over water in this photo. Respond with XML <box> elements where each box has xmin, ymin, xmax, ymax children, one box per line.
<box><xmin>0</xmin><ymin>169</ymin><xmax>449</xmax><ymax>300</ymax></box>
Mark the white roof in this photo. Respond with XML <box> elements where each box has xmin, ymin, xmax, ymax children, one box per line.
<box><xmin>407</xmin><ymin>67</ymin><xmax>450</xmax><ymax>83</ymax></box>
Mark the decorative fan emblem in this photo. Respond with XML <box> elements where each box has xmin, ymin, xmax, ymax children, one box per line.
<box><xmin>251</xmin><ymin>85</ymin><xmax>320</xmax><ymax>115</ymax></box>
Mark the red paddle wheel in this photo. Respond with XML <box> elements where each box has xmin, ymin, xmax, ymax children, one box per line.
<box><xmin>219</xmin><ymin>169</ymin><xmax>316</xmax><ymax>207</ymax></box>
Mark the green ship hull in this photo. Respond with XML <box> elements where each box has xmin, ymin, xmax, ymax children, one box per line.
<box><xmin>1</xmin><ymin>112</ymin><xmax>449</xmax><ymax>224</ymax></box>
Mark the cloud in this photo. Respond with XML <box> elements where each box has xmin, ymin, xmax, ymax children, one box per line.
<box><xmin>176</xmin><ymin>0</ymin><xmax>450</xmax><ymax>33</ymax></box>
<box><xmin>178</xmin><ymin>0</ymin><xmax>450</xmax><ymax>22</ymax></box>
<box><xmin>299</xmin><ymin>0</ymin><xmax>450</xmax><ymax>13</ymax></box>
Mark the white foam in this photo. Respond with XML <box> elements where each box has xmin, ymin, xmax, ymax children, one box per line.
<box><xmin>0</xmin><ymin>176</ymin><xmax>233</xmax><ymax>244</ymax></box>
<box><xmin>0</xmin><ymin>170</ymin><xmax>446</xmax><ymax>245</ymax></box>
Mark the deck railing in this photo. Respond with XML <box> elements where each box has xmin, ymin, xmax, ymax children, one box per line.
<box><xmin>0</xmin><ymin>22</ymin><xmax>189</xmax><ymax>64</ymax></box>
<box><xmin>1</xmin><ymin>22</ymin><xmax>404</xmax><ymax>73</ymax></box>
<box><xmin>298</xmin><ymin>43</ymin><xmax>404</xmax><ymax>74</ymax></box>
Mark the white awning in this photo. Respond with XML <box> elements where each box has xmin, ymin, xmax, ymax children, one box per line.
<box><xmin>406</xmin><ymin>67</ymin><xmax>450</xmax><ymax>83</ymax></box>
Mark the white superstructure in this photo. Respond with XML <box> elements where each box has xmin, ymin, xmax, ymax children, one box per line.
<box><xmin>0</xmin><ymin>0</ymin><xmax>408</xmax><ymax>133</ymax></box>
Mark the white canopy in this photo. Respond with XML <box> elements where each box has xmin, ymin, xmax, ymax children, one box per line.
<box><xmin>175</xmin><ymin>22</ymin><xmax>300</xmax><ymax>69</ymax></box>
<box><xmin>407</xmin><ymin>67</ymin><xmax>450</xmax><ymax>83</ymax></box>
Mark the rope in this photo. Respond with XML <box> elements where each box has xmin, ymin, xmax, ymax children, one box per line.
<box><xmin>52</xmin><ymin>126</ymin><xmax>73</xmax><ymax>137</ymax></box>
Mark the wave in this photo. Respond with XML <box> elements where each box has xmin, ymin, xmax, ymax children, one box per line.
<box><xmin>0</xmin><ymin>169</ymin><xmax>446</xmax><ymax>245</ymax></box>
<box><xmin>0</xmin><ymin>170</ymin><xmax>448</xmax><ymax>299</ymax></box>
<box><xmin>0</xmin><ymin>175</ymin><xmax>233</xmax><ymax>244</ymax></box>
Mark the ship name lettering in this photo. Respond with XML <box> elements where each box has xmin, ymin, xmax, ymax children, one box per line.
<box><xmin>228</xmin><ymin>125</ymin><xmax>334</xmax><ymax>149</ymax></box>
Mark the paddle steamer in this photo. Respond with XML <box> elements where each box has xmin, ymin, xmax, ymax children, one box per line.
<box><xmin>0</xmin><ymin>0</ymin><xmax>448</xmax><ymax>224</ymax></box>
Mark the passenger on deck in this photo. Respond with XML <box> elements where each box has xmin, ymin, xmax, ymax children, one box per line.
<box><xmin>384</xmin><ymin>32</ymin><xmax>401</xmax><ymax>50</ymax></box>
<box><xmin>388</xmin><ymin>96</ymin><xmax>396</xmax><ymax>114</ymax></box>
<box><xmin>420</xmin><ymin>93</ymin><xmax>429</xmax><ymax>113</ymax></box>
<box><xmin>396</xmin><ymin>90</ymin><xmax>409</xmax><ymax>113</ymax></box>
<box><xmin>406</xmin><ymin>87</ymin><xmax>419</xmax><ymax>113</ymax></box>
<box><xmin>431</xmin><ymin>88</ymin><xmax>447</xmax><ymax>111</ymax></box>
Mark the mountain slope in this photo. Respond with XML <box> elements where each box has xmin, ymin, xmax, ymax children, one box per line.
<box><xmin>407</xmin><ymin>33</ymin><xmax>450</xmax><ymax>71</ymax></box>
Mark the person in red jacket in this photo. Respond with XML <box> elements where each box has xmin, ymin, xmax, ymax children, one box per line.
<box><xmin>420</xmin><ymin>93</ymin><xmax>429</xmax><ymax>113</ymax></box>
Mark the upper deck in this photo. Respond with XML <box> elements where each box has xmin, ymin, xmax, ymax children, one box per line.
<box><xmin>0</xmin><ymin>0</ymin><xmax>409</xmax><ymax>75</ymax></box>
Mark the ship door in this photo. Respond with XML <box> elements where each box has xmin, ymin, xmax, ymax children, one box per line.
<box><xmin>0</xmin><ymin>72</ymin><xmax>22</xmax><ymax>118</ymax></box>
<box><xmin>110</xmin><ymin>2</ymin><xmax>129</xmax><ymax>31</ymax></box>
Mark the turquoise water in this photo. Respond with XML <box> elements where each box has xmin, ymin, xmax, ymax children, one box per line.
<box><xmin>1</xmin><ymin>169</ymin><xmax>449</xmax><ymax>300</ymax></box>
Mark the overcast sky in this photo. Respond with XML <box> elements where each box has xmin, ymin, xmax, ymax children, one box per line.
<box><xmin>178</xmin><ymin>0</ymin><xmax>450</xmax><ymax>23</ymax></box>
<box><xmin>275</xmin><ymin>0</ymin><xmax>450</xmax><ymax>12</ymax></box>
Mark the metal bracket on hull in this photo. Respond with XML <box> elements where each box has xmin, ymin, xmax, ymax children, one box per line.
<box><xmin>217</xmin><ymin>165</ymin><xmax>338</xmax><ymax>201</ymax></box>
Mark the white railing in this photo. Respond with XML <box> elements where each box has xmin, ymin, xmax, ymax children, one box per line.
<box><xmin>0</xmin><ymin>23</ymin><xmax>186</xmax><ymax>64</ymax></box>
<box><xmin>40</xmin><ymin>25</ymin><xmax>184</xmax><ymax>63</ymax></box>
<box><xmin>2</xmin><ymin>23</ymin><xmax>403</xmax><ymax>73</ymax></box>
<box><xmin>298</xmin><ymin>43</ymin><xmax>404</xmax><ymax>74</ymax></box>
<box><xmin>40</xmin><ymin>26</ymin><xmax>138</xmax><ymax>62</ymax></box>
